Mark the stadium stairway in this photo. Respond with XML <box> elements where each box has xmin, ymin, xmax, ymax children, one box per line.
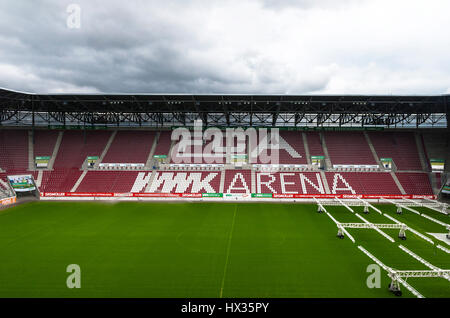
<box><xmin>319</xmin><ymin>170</ymin><xmax>331</xmax><ymax>193</ymax></box>
<box><xmin>95</xmin><ymin>130</ymin><xmax>117</xmax><ymax>168</ymax></box>
<box><xmin>144</xmin><ymin>171</ymin><xmax>157</xmax><ymax>192</ymax></box>
<box><xmin>166</xmin><ymin>139</ymin><xmax>176</xmax><ymax>164</ymax></box>
<box><xmin>302</xmin><ymin>132</ymin><xmax>312</xmax><ymax>165</ymax></box>
<box><xmin>251</xmin><ymin>169</ymin><xmax>256</xmax><ymax>193</ymax></box>
<box><xmin>28</xmin><ymin>131</ymin><xmax>34</xmax><ymax>171</ymax></box>
<box><xmin>71</xmin><ymin>170</ymin><xmax>88</xmax><ymax>192</ymax></box>
<box><xmin>319</xmin><ymin>132</ymin><xmax>333</xmax><ymax>169</ymax></box>
<box><xmin>364</xmin><ymin>131</ymin><xmax>382</xmax><ymax>168</ymax></box>
<box><xmin>415</xmin><ymin>132</ymin><xmax>430</xmax><ymax>171</ymax></box>
<box><xmin>145</xmin><ymin>131</ymin><xmax>159</xmax><ymax>168</ymax></box>
<box><xmin>219</xmin><ymin>169</ymin><xmax>226</xmax><ymax>193</ymax></box>
<box><xmin>35</xmin><ymin>170</ymin><xmax>43</xmax><ymax>188</ymax></box>
<box><xmin>390</xmin><ymin>171</ymin><xmax>407</xmax><ymax>194</ymax></box>
<box><xmin>47</xmin><ymin>131</ymin><xmax>63</xmax><ymax>170</ymax></box>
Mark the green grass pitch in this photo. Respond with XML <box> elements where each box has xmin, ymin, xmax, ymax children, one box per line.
<box><xmin>0</xmin><ymin>201</ymin><xmax>448</xmax><ymax>298</ymax></box>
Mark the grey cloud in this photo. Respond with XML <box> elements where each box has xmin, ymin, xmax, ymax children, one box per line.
<box><xmin>0</xmin><ymin>0</ymin><xmax>448</xmax><ymax>95</ymax></box>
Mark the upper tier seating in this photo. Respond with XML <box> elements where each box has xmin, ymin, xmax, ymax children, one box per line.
<box><xmin>324</xmin><ymin>132</ymin><xmax>376</xmax><ymax>165</ymax></box>
<box><xmin>0</xmin><ymin>130</ymin><xmax>28</xmax><ymax>171</ymax></box>
<box><xmin>103</xmin><ymin>131</ymin><xmax>155</xmax><ymax>163</ymax></box>
<box><xmin>54</xmin><ymin>130</ymin><xmax>111</xmax><ymax>169</ymax></box>
<box><xmin>305</xmin><ymin>132</ymin><xmax>324</xmax><ymax>157</ymax></box>
<box><xmin>33</xmin><ymin>130</ymin><xmax>58</xmax><ymax>157</ymax></box>
<box><xmin>369</xmin><ymin>132</ymin><xmax>422</xmax><ymax>171</ymax></box>
<box><xmin>153</xmin><ymin>131</ymin><xmax>172</xmax><ymax>157</ymax></box>
<box><xmin>276</xmin><ymin>131</ymin><xmax>307</xmax><ymax>164</ymax></box>
<box><xmin>171</xmin><ymin>134</ymin><xmax>227</xmax><ymax>164</ymax></box>
<box><xmin>254</xmin><ymin>131</ymin><xmax>306</xmax><ymax>164</ymax></box>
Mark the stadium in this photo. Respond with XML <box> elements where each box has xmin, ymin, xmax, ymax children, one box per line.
<box><xmin>0</xmin><ymin>88</ymin><xmax>449</xmax><ymax>298</ymax></box>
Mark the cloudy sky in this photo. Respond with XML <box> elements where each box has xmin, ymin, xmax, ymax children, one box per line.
<box><xmin>0</xmin><ymin>0</ymin><xmax>450</xmax><ymax>94</ymax></box>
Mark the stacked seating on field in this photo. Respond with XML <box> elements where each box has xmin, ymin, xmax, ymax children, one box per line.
<box><xmin>256</xmin><ymin>172</ymin><xmax>325</xmax><ymax>194</ymax></box>
<box><xmin>54</xmin><ymin>130</ymin><xmax>111</xmax><ymax>168</ymax></box>
<box><xmin>150</xmin><ymin>171</ymin><xmax>221</xmax><ymax>193</ymax></box>
<box><xmin>324</xmin><ymin>132</ymin><xmax>376</xmax><ymax>165</ymax></box>
<box><xmin>39</xmin><ymin>169</ymin><xmax>83</xmax><ymax>192</ymax></box>
<box><xmin>369</xmin><ymin>132</ymin><xmax>422</xmax><ymax>171</ymax></box>
<box><xmin>77</xmin><ymin>171</ymin><xmax>140</xmax><ymax>193</ymax></box>
<box><xmin>103</xmin><ymin>131</ymin><xmax>155</xmax><ymax>163</ymax></box>
<box><xmin>325</xmin><ymin>172</ymin><xmax>401</xmax><ymax>195</ymax></box>
<box><xmin>223</xmin><ymin>170</ymin><xmax>252</xmax><ymax>194</ymax></box>
<box><xmin>33</xmin><ymin>130</ymin><xmax>58</xmax><ymax>157</ymax></box>
<box><xmin>0</xmin><ymin>130</ymin><xmax>28</xmax><ymax>171</ymax></box>
<box><xmin>396</xmin><ymin>172</ymin><xmax>433</xmax><ymax>195</ymax></box>
<box><xmin>305</xmin><ymin>132</ymin><xmax>324</xmax><ymax>157</ymax></box>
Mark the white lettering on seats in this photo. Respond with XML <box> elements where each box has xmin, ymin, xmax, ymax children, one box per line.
<box><xmin>299</xmin><ymin>173</ymin><xmax>325</xmax><ymax>194</ymax></box>
<box><xmin>331</xmin><ymin>173</ymin><xmax>356</xmax><ymax>194</ymax></box>
<box><xmin>280</xmin><ymin>173</ymin><xmax>297</xmax><ymax>194</ymax></box>
<box><xmin>131</xmin><ymin>172</ymin><xmax>153</xmax><ymax>192</ymax></box>
<box><xmin>148</xmin><ymin>172</ymin><xmax>218</xmax><ymax>193</ymax></box>
<box><xmin>257</xmin><ymin>173</ymin><xmax>276</xmax><ymax>194</ymax></box>
<box><xmin>226</xmin><ymin>173</ymin><xmax>250</xmax><ymax>194</ymax></box>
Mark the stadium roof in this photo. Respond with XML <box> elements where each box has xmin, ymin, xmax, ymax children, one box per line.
<box><xmin>0</xmin><ymin>88</ymin><xmax>448</xmax><ymax>128</ymax></box>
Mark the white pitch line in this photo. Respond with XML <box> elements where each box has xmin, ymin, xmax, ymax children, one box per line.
<box><xmin>335</xmin><ymin>197</ymin><xmax>354</xmax><ymax>213</ymax></box>
<box><xmin>420</xmin><ymin>213</ymin><xmax>450</xmax><ymax>228</ymax></box>
<box><xmin>437</xmin><ymin>245</ymin><xmax>450</xmax><ymax>254</ymax></box>
<box><xmin>382</xmin><ymin>213</ymin><xmax>434</xmax><ymax>245</ymax></box>
<box><xmin>219</xmin><ymin>204</ymin><xmax>237</xmax><ymax>298</ymax></box>
<box><xmin>380</xmin><ymin>198</ymin><xmax>420</xmax><ymax>215</ymax></box>
<box><xmin>315</xmin><ymin>198</ymin><xmax>356</xmax><ymax>243</ymax></box>
<box><xmin>355</xmin><ymin>213</ymin><xmax>395</xmax><ymax>243</ymax></box>
<box><xmin>356</xmin><ymin>197</ymin><xmax>382</xmax><ymax>215</ymax></box>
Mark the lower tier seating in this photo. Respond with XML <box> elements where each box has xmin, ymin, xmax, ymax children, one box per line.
<box><xmin>77</xmin><ymin>171</ymin><xmax>141</xmax><ymax>193</ymax></box>
<box><xmin>40</xmin><ymin>169</ymin><xmax>83</xmax><ymax>192</ymax></box>
<box><xmin>396</xmin><ymin>172</ymin><xmax>433</xmax><ymax>195</ymax></box>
